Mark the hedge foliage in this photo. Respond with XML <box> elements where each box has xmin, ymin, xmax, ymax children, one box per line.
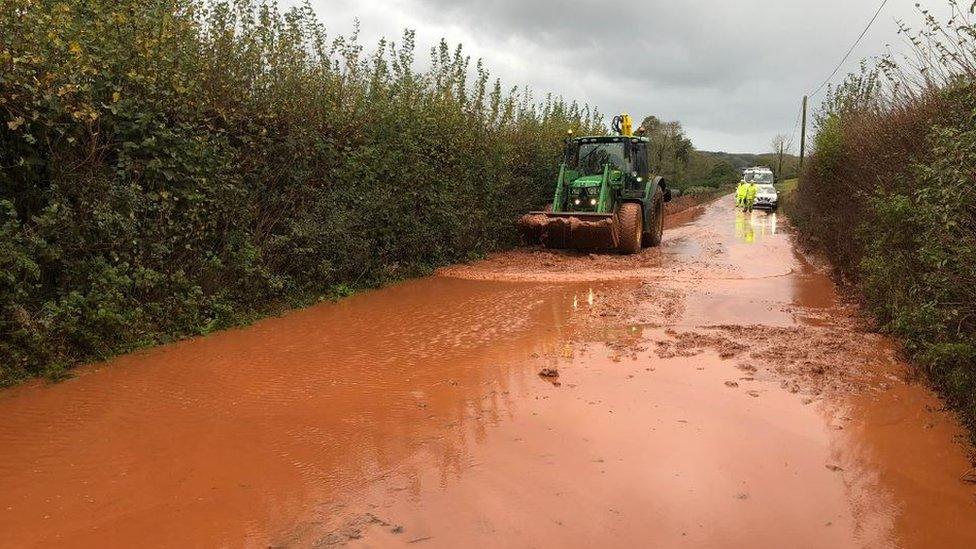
<box><xmin>860</xmin><ymin>86</ymin><xmax>976</xmax><ymax>422</ymax></box>
<box><xmin>792</xmin><ymin>10</ymin><xmax>976</xmax><ymax>427</ymax></box>
<box><xmin>0</xmin><ymin>0</ymin><xmax>603</xmax><ymax>384</ymax></box>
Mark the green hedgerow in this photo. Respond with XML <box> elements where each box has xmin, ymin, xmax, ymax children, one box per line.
<box><xmin>0</xmin><ymin>0</ymin><xmax>603</xmax><ymax>384</ymax></box>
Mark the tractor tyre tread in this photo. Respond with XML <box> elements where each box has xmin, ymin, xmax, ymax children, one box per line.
<box><xmin>617</xmin><ymin>202</ymin><xmax>642</xmax><ymax>255</ymax></box>
<box><xmin>643</xmin><ymin>187</ymin><xmax>665</xmax><ymax>247</ymax></box>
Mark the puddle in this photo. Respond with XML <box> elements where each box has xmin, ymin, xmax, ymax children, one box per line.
<box><xmin>1</xmin><ymin>195</ymin><xmax>974</xmax><ymax>547</ymax></box>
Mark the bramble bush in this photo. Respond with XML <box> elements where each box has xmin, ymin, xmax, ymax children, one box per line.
<box><xmin>792</xmin><ymin>2</ymin><xmax>976</xmax><ymax>428</ymax></box>
<box><xmin>0</xmin><ymin>0</ymin><xmax>602</xmax><ymax>383</ymax></box>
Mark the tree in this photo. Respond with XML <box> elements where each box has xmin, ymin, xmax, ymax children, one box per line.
<box><xmin>705</xmin><ymin>161</ymin><xmax>739</xmax><ymax>188</ymax></box>
<box><xmin>639</xmin><ymin>115</ymin><xmax>694</xmax><ymax>183</ymax></box>
<box><xmin>771</xmin><ymin>134</ymin><xmax>793</xmax><ymax>179</ymax></box>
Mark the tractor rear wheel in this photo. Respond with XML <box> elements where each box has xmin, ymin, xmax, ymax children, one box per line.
<box><xmin>617</xmin><ymin>202</ymin><xmax>642</xmax><ymax>254</ymax></box>
<box><xmin>642</xmin><ymin>186</ymin><xmax>665</xmax><ymax>247</ymax></box>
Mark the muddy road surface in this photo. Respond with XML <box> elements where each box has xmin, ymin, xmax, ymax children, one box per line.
<box><xmin>1</xmin><ymin>196</ymin><xmax>975</xmax><ymax>548</ymax></box>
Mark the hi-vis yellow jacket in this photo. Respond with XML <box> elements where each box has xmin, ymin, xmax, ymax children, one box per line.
<box><xmin>735</xmin><ymin>182</ymin><xmax>748</xmax><ymax>204</ymax></box>
<box><xmin>745</xmin><ymin>182</ymin><xmax>758</xmax><ymax>203</ymax></box>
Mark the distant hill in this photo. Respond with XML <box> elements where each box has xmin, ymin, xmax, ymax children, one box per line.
<box><xmin>675</xmin><ymin>149</ymin><xmax>801</xmax><ymax>190</ymax></box>
<box><xmin>697</xmin><ymin>151</ymin><xmax>799</xmax><ymax>171</ymax></box>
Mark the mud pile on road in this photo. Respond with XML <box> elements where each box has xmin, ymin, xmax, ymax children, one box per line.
<box><xmin>527</xmin><ymin>276</ymin><xmax>896</xmax><ymax>399</ymax></box>
<box><xmin>650</xmin><ymin>324</ymin><xmax>900</xmax><ymax>397</ymax></box>
<box><xmin>438</xmin><ymin>247</ymin><xmax>665</xmax><ymax>282</ymax></box>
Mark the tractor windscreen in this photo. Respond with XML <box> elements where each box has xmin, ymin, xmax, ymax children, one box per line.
<box><xmin>572</xmin><ymin>142</ymin><xmax>627</xmax><ymax>176</ymax></box>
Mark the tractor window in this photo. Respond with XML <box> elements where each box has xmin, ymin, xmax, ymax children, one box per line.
<box><xmin>634</xmin><ymin>143</ymin><xmax>649</xmax><ymax>179</ymax></box>
<box><xmin>573</xmin><ymin>142</ymin><xmax>627</xmax><ymax>176</ymax></box>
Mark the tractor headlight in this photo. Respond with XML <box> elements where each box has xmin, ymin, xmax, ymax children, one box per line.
<box><xmin>589</xmin><ymin>198</ymin><xmax>597</xmax><ymax>206</ymax></box>
<box><xmin>574</xmin><ymin>199</ymin><xmax>581</xmax><ymax>205</ymax></box>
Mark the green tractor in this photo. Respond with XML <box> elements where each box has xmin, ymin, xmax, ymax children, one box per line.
<box><xmin>518</xmin><ymin>114</ymin><xmax>673</xmax><ymax>254</ymax></box>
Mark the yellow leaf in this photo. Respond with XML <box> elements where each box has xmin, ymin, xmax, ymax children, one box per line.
<box><xmin>68</xmin><ymin>42</ymin><xmax>82</xmax><ymax>55</ymax></box>
<box><xmin>7</xmin><ymin>117</ymin><xmax>24</xmax><ymax>130</ymax></box>
<box><xmin>112</xmin><ymin>91</ymin><xmax>121</xmax><ymax>103</ymax></box>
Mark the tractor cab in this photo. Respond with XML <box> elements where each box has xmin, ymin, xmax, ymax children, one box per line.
<box><xmin>562</xmin><ymin>135</ymin><xmax>651</xmax><ymax>213</ymax></box>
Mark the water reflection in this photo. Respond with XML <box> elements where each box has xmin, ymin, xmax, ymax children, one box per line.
<box><xmin>572</xmin><ymin>287</ymin><xmax>597</xmax><ymax>310</ymax></box>
<box><xmin>734</xmin><ymin>210</ymin><xmax>778</xmax><ymax>243</ymax></box>
<box><xmin>734</xmin><ymin>211</ymin><xmax>755</xmax><ymax>243</ymax></box>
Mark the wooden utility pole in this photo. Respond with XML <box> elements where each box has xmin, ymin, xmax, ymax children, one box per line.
<box><xmin>777</xmin><ymin>142</ymin><xmax>784</xmax><ymax>177</ymax></box>
<box><xmin>799</xmin><ymin>95</ymin><xmax>808</xmax><ymax>169</ymax></box>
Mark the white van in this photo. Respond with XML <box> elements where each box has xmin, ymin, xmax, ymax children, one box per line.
<box><xmin>743</xmin><ymin>167</ymin><xmax>778</xmax><ymax>210</ymax></box>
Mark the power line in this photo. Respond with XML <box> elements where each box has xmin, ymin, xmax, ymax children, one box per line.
<box><xmin>808</xmin><ymin>0</ymin><xmax>889</xmax><ymax>99</ymax></box>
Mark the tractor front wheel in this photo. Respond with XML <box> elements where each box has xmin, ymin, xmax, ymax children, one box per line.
<box><xmin>617</xmin><ymin>202</ymin><xmax>642</xmax><ymax>254</ymax></box>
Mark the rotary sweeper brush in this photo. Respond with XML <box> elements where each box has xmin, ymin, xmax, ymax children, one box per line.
<box><xmin>518</xmin><ymin>114</ymin><xmax>673</xmax><ymax>254</ymax></box>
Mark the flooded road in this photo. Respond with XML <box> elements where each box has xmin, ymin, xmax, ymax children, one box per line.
<box><xmin>1</xmin><ymin>196</ymin><xmax>974</xmax><ymax>547</ymax></box>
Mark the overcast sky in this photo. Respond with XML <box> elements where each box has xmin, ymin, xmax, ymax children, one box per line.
<box><xmin>292</xmin><ymin>0</ymin><xmax>955</xmax><ymax>153</ymax></box>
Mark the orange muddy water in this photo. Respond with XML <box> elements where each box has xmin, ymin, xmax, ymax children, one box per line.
<box><xmin>1</xmin><ymin>196</ymin><xmax>974</xmax><ymax>548</ymax></box>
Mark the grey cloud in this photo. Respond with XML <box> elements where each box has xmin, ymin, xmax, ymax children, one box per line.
<box><xmin>304</xmin><ymin>0</ymin><xmax>954</xmax><ymax>152</ymax></box>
